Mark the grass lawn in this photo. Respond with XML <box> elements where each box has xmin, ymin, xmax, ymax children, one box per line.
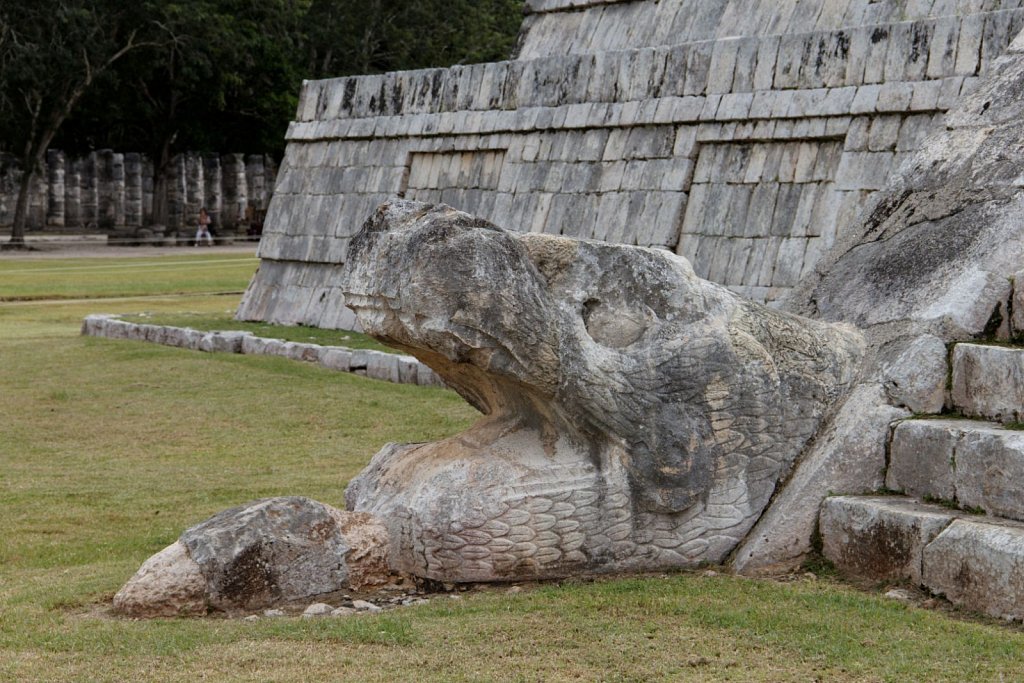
<box><xmin>2</xmin><ymin>253</ymin><xmax>1024</xmax><ymax>682</ymax></box>
<box><xmin>0</xmin><ymin>253</ymin><xmax>259</xmax><ymax>300</ymax></box>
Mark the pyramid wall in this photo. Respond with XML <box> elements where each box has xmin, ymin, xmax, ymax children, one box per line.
<box><xmin>239</xmin><ymin>0</ymin><xmax>1024</xmax><ymax>328</ymax></box>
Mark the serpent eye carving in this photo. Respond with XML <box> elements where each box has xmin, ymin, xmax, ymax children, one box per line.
<box><xmin>582</xmin><ymin>298</ymin><xmax>647</xmax><ymax>348</ymax></box>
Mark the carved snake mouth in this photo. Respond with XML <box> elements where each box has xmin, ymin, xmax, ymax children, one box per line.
<box><xmin>340</xmin><ymin>203</ymin><xmax>562</xmax><ymax>404</ymax></box>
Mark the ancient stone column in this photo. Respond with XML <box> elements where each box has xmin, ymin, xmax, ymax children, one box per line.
<box><xmin>185</xmin><ymin>153</ymin><xmax>204</xmax><ymax>229</ymax></box>
<box><xmin>264</xmin><ymin>154</ymin><xmax>278</xmax><ymax>203</ymax></box>
<box><xmin>64</xmin><ymin>158</ymin><xmax>82</xmax><ymax>229</ymax></box>
<box><xmin>203</xmin><ymin>154</ymin><xmax>223</xmax><ymax>231</ymax></box>
<box><xmin>111</xmin><ymin>152</ymin><xmax>125</xmax><ymax>228</ymax></box>
<box><xmin>97</xmin><ymin>150</ymin><xmax>126</xmax><ymax>230</ymax></box>
<box><xmin>167</xmin><ymin>154</ymin><xmax>187</xmax><ymax>232</ymax></box>
<box><xmin>28</xmin><ymin>165</ymin><xmax>47</xmax><ymax>231</ymax></box>
<box><xmin>97</xmin><ymin>150</ymin><xmax>113</xmax><ymax>229</ymax></box>
<box><xmin>141</xmin><ymin>156</ymin><xmax>154</xmax><ymax>226</ymax></box>
<box><xmin>245</xmin><ymin>155</ymin><xmax>266</xmax><ymax>212</ymax></box>
<box><xmin>124</xmin><ymin>153</ymin><xmax>143</xmax><ymax>228</ymax></box>
<box><xmin>46</xmin><ymin>150</ymin><xmax>66</xmax><ymax>228</ymax></box>
<box><xmin>221</xmin><ymin>153</ymin><xmax>247</xmax><ymax>231</ymax></box>
<box><xmin>0</xmin><ymin>155</ymin><xmax>16</xmax><ymax>225</ymax></box>
<box><xmin>81</xmin><ymin>153</ymin><xmax>99</xmax><ymax>229</ymax></box>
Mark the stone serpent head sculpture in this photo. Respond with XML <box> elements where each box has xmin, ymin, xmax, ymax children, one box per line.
<box><xmin>341</xmin><ymin>200</ymin><xmax>865</xmax><ymax>582</ymax></box>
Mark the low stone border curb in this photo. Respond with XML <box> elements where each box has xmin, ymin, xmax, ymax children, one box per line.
<box><xmin>81</xmin><ymin>314</ymin><xmax>445</xmax><ymax>388</ymax></box>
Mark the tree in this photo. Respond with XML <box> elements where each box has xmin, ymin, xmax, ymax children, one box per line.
<box><xmin>4</xmin><ymin>0</ymin><xmax>524</xmax><ymax>240</ymax></box>
<box><xmin>58</xmin><ymin>0</ymin><xmax>310</xmax><ymax>226</ymax></box>
<box><xmin>302</xmin><ymin>0</ymin><xmax>523</xmax><ymax>79</ymax></box>
<box><xmin>0</xmin><ymin>0</ymin><xmax>159</xmax><ymax>248</ymax></box>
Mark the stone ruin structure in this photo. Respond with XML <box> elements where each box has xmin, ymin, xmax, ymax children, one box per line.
<box><xmin>117</xmin><ymin>1</ymin><xmax>1024</xmax><ymax>622</ymax></box>
<box><xmin>0</xmin><ymin>151</ymin><xmax>276</xmax><ymax>242</ymax></box>
<box><xmin>239</xmin><ymin>0</ymin><xmax>1024</xmax><ymax>325</ymax></box>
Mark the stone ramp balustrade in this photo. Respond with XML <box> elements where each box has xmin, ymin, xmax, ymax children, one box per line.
<box><xmin>79</xmin><ymin>314</ymin><xmax>444</xmax><ymax>388</ymax></box>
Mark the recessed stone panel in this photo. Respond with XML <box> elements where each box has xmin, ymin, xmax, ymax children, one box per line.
<box><xmin>677</xmin><ymin>140</ymin><xmax>843</xmax><ymax>298</ymax></box>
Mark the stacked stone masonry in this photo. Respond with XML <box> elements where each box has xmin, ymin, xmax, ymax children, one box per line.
<box><xmin>822</xmin><ymin>342</ymin><xmax>1024</xmax><ymax>621</ymax></box>
<box><xmin>516</xmin><ymin>0</ymin><xmax>1024</xmax><ymax>59</ymax></box>
<box><xmin>0</xmin><ymin>151</ymin><xmax>277</xmax><ymax>236</ymax></box>
<box><xmin>821</xmin><ymin>495</ymin><xmax>1024</xmax><ymax>621</ymax></box>
<box><xmin>241</xmin><ymin>0</ymin><xmax>1024</xmax><ymax>324</ymax></box>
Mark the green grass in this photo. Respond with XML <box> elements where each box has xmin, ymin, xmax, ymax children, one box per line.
<box><xmin>3</xmin><ymin>252</ymin><xmax>1024</xmax><ymax>682</ymax></box>
<box><xmin>119</xmin><ymin>312</ymin><xmax>394</xmax><ymax>353</ymax></box>
<box><xmin>0</xmin><ymin>253</ymin><xmax>258</xmax><ymax>300</ymax></box>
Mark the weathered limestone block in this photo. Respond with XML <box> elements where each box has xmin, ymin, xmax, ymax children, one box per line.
<box><xmin>114</xmin><ymin>497</ymin><xmax>392</xmax><ymax>617</ymax></box>
<box><xmin>240</xmin><ymin>335</ymin><xmax>274</xmax><ymax>356</ymax></box>
<box><xmin>284</xmin><ymin>341</ymin><xmax>324</xmax><ymax>363</ymax></box>
<box><xmin>886</xmin><ymin>419</ymin><xmax>960</xmax><ymax>502</ymax></box>
<box><xmin>820</xmin><ymin>496</ymin><xmax>959</xmax><ymax>585</ymax></box>
<box><xmin>172</xmin><ymin>328</ymin><xmax>205</xmax><ymax>350</ymax></box>
<box><xmin>340</xmin><ymin>200</ymin><xmax>864</xmax><ymax>582</ymax></box>
<box><xmin>258</xmin><ymin>338</ymin><xmax>290</xmax><ymax>357</ymax></box>
<box><xmin>101</xmin><ymin>319</ymin><xmax>131</xmax><ymax>339</ymax></box>
<box><xmin>156</xmin><ymin>326</ymin><xmax>185</xmax><ymax>348</ymax></box>
<box><xmin>880</xmin><ymin>334</ymin><xmax>948</xmax><ymax>414</ymax></box>
<box><xmin>80</xmin><ymin>314</ymin><xmax>115</xmax><ymax>336</ymax></box>
<box><xmin>319</xmin><ymin>347</ymin><xmax>353</xmax><ymax>372</ymax></box>
<box><xmin>198</xmin><ymin>331</ymin><xmax>252</xmax><ymax>354</ymax></box>
<box><xmin>365</xmin><ymin>352</ymin><xmax>401</xmax><ymax>383</ymax></box>
<box><xmin>1013</xmin><ymin>270</ymin><xmax>1024</xmax><ymax>335</ymax></box>
<box><xmin>889</xmin><ymin>417</ymin><xmax>1024</xmax><ymax>523</ymax></box>
<box><xmin>954</xmin><ymin>426</ymin><xmax>1024</xmax><ymax>522</ymax></box>
<box><xmin>951</xmin><ymin>343</ymin><xmax>1024</xmax><ymax>423</ymax></box>
<box><xmin>416</xmin><ymin>365</ymin><xmax>444</xmax><ymax>387</ymax></box>
<box><xmin>923</xmin><ymin>519</ymin><xmax>1024</xmax><ymax>621</ymax></box>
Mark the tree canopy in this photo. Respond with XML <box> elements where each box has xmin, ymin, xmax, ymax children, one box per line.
<box><xmin>0</xmin><ymin>0</ymin><xmax>163</xmax><ymax>244</ymax></box>
<box><xmin>0</xmin><ymin>0</ymin><xmax>522</xmax><ymax>244</ymax></box>
<box><xmin>47</xmin><ymin>0</ymin><xmax>524</xmax><ymax>159</ymax></box>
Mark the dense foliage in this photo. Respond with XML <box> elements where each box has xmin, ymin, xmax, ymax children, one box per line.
<box><xmin>44</xmin><ymin>0</ymin><xmax>523</xmax><ymax>158</ymax></box>
<box><xmin>0</xmin><ymin>0</ymin><xmax>522</xmax><ymax>243</ymax></box>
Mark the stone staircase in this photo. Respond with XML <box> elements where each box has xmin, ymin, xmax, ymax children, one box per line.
<box><xmin>819</xmin><ymin>343</ymin><xmax>1024</xmax><ymax>622</ymax></box>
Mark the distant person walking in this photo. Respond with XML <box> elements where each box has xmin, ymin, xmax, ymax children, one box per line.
<box><xmin>195</xmin><ymin>207</ymin><xmax>214</xmax><ymax>246</ymax></box>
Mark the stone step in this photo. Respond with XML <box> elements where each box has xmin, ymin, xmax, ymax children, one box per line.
<box><xmin>820</xmin><ymin>495</ymin><xmax>1024</xmax><ymax>621</ymax></box>
<box><xmin>819</xmin><ymin>496</ymin><xmax>958</xmax><ymax>585</ymax></box>
<box><xmin>887</xmin><ymin>418</ymin><xmax>1024</xmax><ymax>522</ymax></box>
<box><xmin>950</xmin><ymin>343</ymin><xmax>1024</xmax><ymax>423</ymax></box>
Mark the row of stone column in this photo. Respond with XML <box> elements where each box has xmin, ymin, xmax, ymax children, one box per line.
<box><xmin>0</xmin><ymin>150</ymin><xmax>277</xmax><ymax>234</ymax></box>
